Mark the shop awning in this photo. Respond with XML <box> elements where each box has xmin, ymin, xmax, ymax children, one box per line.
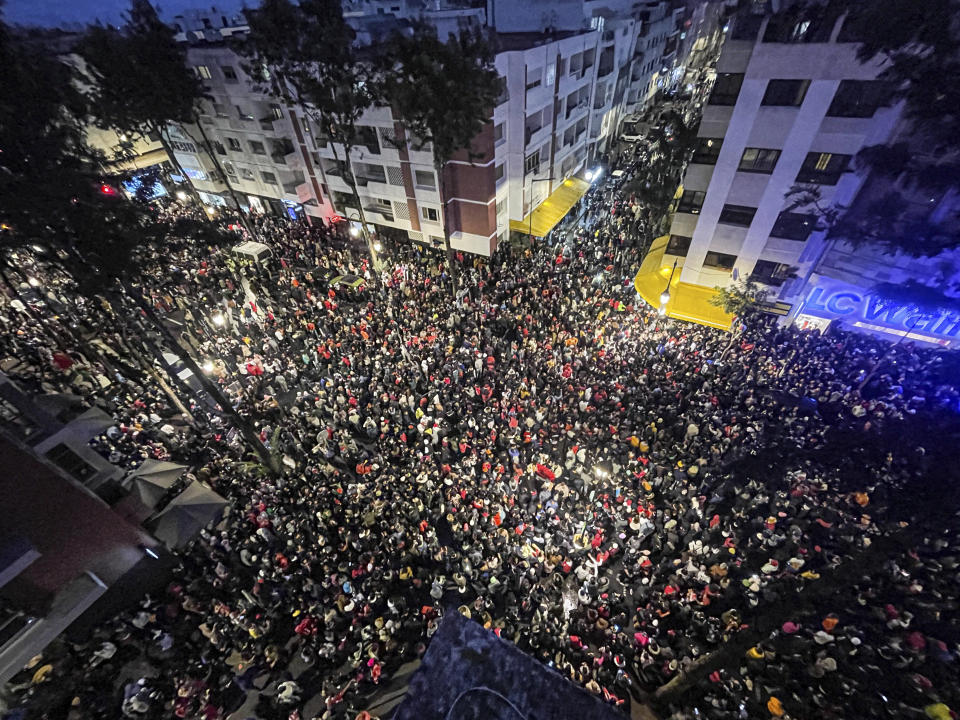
<box><xmin>634</xmin><ymin>236</ymin><xmax>734</xmax><ymax>330</ymax></box>
<box><xmin>509</xmin><ymin>177</ymin><xmax>591</xmax><ymax>238</ymax></box>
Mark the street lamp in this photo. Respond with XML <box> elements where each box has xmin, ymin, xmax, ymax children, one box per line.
<box><xmin>176</xmin><ymin>191</ymin><xmax>188</xmax><ymax>201</ymax></box>
<box><xmin>585</xmin><ymin>166</ymin><xmax>604</xmax><ymax>183</ymax></box>
<box><xmin>659</xmin><ymin>259</ymin><xmax>678</xmax><ymax>315</ymax></box>
<box><xmin>373</xmin><ymin>241</ymin><xmax>383</xmax><ymax>252</ymax></box>
<box><xmin>212</xmin><ymin>313</ymin><xmax>225</xmax><ymax>327</ymax></box>
<box><xmin>349</xmin><ymin>225</ymin><xmax>360</xmax><ymax>238</ymax></box>
<box><xmin>202</xmin><ymin>359</ymin><xmax>214</xmax><ymax>373</ymax></box>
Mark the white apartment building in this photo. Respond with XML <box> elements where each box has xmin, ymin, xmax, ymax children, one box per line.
<box><xmin>111</xmin><ymin>1</ymin><xmax>702</xmax><ymax>255</ymax></box>
<box><xmin>664</xmin><ymin>9</ymin><xmax>899</xmax><ymax>294</ymax></box>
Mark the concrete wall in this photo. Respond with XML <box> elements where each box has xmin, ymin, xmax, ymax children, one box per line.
<box><xmin>671</xmin><ymin>13</ymin><xmax>900</xmax><ymax>296</ymax></box>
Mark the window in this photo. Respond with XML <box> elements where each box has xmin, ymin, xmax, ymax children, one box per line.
<box><xmin>221</xmin><ymin>65</ymin><xmax>238</xmax><ymax>82</ymax></box>
<box><xmin>826</xmin><ymin>80</ymin><xmax>891</xmax><ymax>118</ymax></box>
<box><xmin>213</xmin><ymin>140</ymin><xmax>226</xmax><ymax>155</ymax></box>
<box><xmin>665</xmin><ymin>234</ymin><xmax>692</xmax><ymax>256</ymax></box>
<box><xmin>213</xmin><ymin>102</ymin><xmax>230</xmax><ymax>118</ymax></box>
<box><xmin>690</xmin><ymin>137</ymin><xmax>723</xmax><ymax>165</ymax></box>
<box><xmin>718</xmin><ymin>204</ymin><xmax>757</xmax><ymax>227</ymax></box>
<box><xmin>223</xmin><ymin>161</ymin><xmax>236</xmax><ymax>177</ymax></box>
<box><xmin>495</xmin><ymin>77</ymin><xmax>509</xmax><ymax>106</ymax></box>
<box><xmin>356</xmin><ymin>126</ymin><xmax>380</xmax><ymax>154</ymax></box>
<box><xmin>708</xmin><ymin>73</ymin><xmax>743</xmax><ymax>106</ymax></box>
<box><xmin>761</xmin><ymin>79</ymin><xmax>809</xmax><ymax>106</ymax></box>
<box><xmin>261</xmin><ymin>171</ymin><xmax>277</xmax><ymax>184</ymax></box>
<box><xmin>494</xmin><ymin>164</ymin><xmax>504</xmax><ymax>183</ymax></box>
<box><xmin>496</xmin><ymin>198</ymin><xmax>505</xmax><ymax>216</ymax></box>
<box><xmin>270</xmin><ymin>103</ymin><xmax>284</xmax><ymax>120</ymax></box>
<box><xmin>195</xmin><ymin>65</ymin><xmax>212</xmax><ymax>79</ymax></box>
<box><xmin>526</xmin><ymin>69</ymin><xmax>542</xmax><ymax>91</ymax></box>
<box><xmin>45</xmin><ymin>443</ymin><xmax>95</xmax><ymax>481</ymax></box>
<box><xmin>751</xmin><ymin>259</ymin><xmax>792</xmax><ymax>286</ymax></box>
<box><xmin>770</xmin><ymin>211</ymin><xmax>817</xmax><ymax>241</ymax></box>
<box><xmin>240</xmin><ymin>167</ymin><xmax>255</xmax><ymax>180</ymax></box>
<box><xmin>738</xmin><ymin>147</ymin><xmax>781</xmax><ymax>174</ymax></box>
<box><xmin>524</xmin><ymin>150</ymin><xmax>540</xmax><ymax>175</ymax></box>
<box><xmin>676</xmin><ymin>190</ymin><xmax>705</xmax><ymax>214</ymax></box>
<box><xmin>796</xmin><ymin>151</ymin><xmax>850</xmax><ymax>185</ymax></box>
<box><xmin>703</xmin><ymin>251</ymin><xmax>737</xmax><ymax>270</ymax></box>
<box><xmin>249</xmin><ymin>140</ymin><xmax>266</xmax><ymax>155</ymax></box>
<box><xmin>421</xmin><ymin>206</ymin><xmax>439</xmax><ymax>222</ymax></box>
<box><xmin>226</xmin><ymin>137</ymin><xmax>241</xmax><ymax>152</ymax></box>
<box><xmin>414</xmin><ymin>170</ymin><xmax>435</xmax><ymax>190</ymax></box>
<box><xmin>356</xmin><ymin>162</ymin><xmax>386</xmax><ymax>184</ymax></box>
<box><xmin>493</xmin><ymin>123</ymin><xmax>504</xmax><ymax>145</ymax></box>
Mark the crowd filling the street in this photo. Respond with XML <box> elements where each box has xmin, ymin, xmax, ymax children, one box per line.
<box><xmin>2</xmin><ymin>138</ymin><xmax>960</xmax><ymax>720</ymax></box>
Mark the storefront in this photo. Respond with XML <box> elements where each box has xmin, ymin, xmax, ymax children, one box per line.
<box><xmin>793</xmin><ymin>278</ymin><xmax>960</xmax><ymax>348</ymax></box>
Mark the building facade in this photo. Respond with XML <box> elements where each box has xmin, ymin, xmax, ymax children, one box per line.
<box><xmin>664</xmin><ymin>9</ymin><xmax>900</xmax><ymax>292</ymax></box>
<box><xmin>143</xmin><ymin>0</ymin><xmax>704</xmax><ymax>255</ymax></box>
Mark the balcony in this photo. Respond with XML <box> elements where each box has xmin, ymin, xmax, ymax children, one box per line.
<box><xmin>364</xmin><ymin>205</ymin><xmax>395</xmax><ymax>223</ymax></box>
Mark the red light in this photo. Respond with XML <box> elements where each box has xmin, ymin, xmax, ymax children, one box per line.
<box><xmin>100</xmin><ymin>184</ymin><xmax>116</xmax><ymax>195</ymax></box>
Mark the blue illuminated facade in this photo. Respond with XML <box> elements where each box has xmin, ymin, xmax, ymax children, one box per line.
<box><xmin>798</xmin><ymin>284</ymin><xmax>960</xmax><ymax>346</ymax></box>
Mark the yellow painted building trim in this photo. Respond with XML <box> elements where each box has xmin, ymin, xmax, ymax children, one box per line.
<box><xmin>634</xmin><ymin>235</ymin><xmax>734</xmax><ymax>330</ymax></box>
<box><xmin>509</xmin><ymin>177</ymin><xmax>591</xmax><ymax>237</ymax></box>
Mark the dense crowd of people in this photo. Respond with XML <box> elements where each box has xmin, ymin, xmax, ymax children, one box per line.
<box><xmin>2</xmin><ymin>138</ymin><xmax>960</xmax><ymax>720</ymax></box>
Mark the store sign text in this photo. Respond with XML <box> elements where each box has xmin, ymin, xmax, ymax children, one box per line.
<box><xmin>804</xmin><ymin>287</ymin><xmax>960</xmax><ymax>338</ymax></box>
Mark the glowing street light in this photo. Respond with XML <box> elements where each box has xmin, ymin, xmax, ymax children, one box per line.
<box><xmin>202</xmin><ymin>359</ymin><xmax>214</xmax><ymax>373</ymax></box>
<box><xmin>176</xmin><ymin>190</ymin><xmax>188</xmax><ymax>201</ymax></box>
<box><xmin>585</xmin><ymin>167</ymin><xmax>604</xmax><ymax>183</ymax></box>
<box><xmin>373</xmin><ymin>241</ymin><xmax>383</xmax><ymax>252</ymax></box>
<box><xmin>349</xmin><ymin>225</ymin><xmax>360</xmax><ymax>238</ymax></box>
<box><xmin>212</xmin><ymin>313</ymin><xmax>225</xmax><ymax>327</ymax></box>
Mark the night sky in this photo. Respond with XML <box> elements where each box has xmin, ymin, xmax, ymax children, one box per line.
<box><xmin>3</xmin><ymin>0</ymin><xmax>245</xmax><ymax>28</ymax></box>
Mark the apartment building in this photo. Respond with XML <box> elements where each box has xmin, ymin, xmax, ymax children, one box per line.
<box><xmin>113</xmin><ymin>0</ymin><xmax>699</xmax><ymax>254</ymax></box>
<box><xmin>0</xmin><ymin>430</ymin><xmax>161</xmax><ymax>684</ymax></box>
<box><xmin>662</xmin><ymin>8</ymin><xmax>900</xmax><ymax>298</ymax></box>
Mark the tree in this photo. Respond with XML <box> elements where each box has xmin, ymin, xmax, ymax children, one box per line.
<box><xmin>79</xmin><ymin>2</ymin><xmax>201</xmax><ymax>195</ymax></box>
<box><xmin>79</xmin><ymin>0</ymin><xmax>252</xmax><ymax>235</ymax></box>
<box><xmin>380</xmin><ymin>22</ymin><xmax>501</xmax><ymax>286</ymax></box>
<box><xmin>788</xmin><ymin>0</ymin><xmax>960</xmax><ymax>255</ymax></box>
<box><xmin>708</xmin><ymin>278</ymin><xmax>769</xmax><ymax>317</ymax></box>
<box><xmin>242</xmin><ymin>0</ymin><xmax>382</xmax><ymax>271</ymax></box>
<box><xmin>1</xmin><ymin>11</ymin><xmax>279</xmax><ymax>473</ymax></box>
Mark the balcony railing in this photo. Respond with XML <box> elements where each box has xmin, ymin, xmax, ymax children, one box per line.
<box><xmin>364</xmin><ymin>206</ymin><xmax>394</xmax><ymax>222</ymax></box>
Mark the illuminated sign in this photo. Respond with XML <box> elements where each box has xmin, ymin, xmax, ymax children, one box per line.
<box><xmin>803</xmin><ymin>286</ymin><xmax>960</xmax><ymax>340</ymax></box>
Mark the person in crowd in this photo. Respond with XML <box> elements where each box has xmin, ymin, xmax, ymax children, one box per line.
<box><xmin>1</xmin><ymin>135</ymin><xmax>958</xmax><ymax>720</ymax></box>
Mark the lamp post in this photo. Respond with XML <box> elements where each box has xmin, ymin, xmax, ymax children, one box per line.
<box><xmin>659</xmin><ymin>259</ymin><xmax>678</xmax><ymax>315</ymax></box>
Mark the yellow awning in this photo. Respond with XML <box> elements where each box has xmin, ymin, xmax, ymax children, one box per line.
<box><xmin>509</xmin><ymin>177</ymin><xmax>590</xmax><ymax>237</ymax></box>
<box><xmin>634</xmin><ymin>236</ymin><xmax>734</xmax><ymax>330</ymax></box>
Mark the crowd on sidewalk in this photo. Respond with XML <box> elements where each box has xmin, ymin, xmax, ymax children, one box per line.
<box><xmin>2</xmin><ymin>142</ymin><xmax>960</xmax><ymax>720</ymax></box>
